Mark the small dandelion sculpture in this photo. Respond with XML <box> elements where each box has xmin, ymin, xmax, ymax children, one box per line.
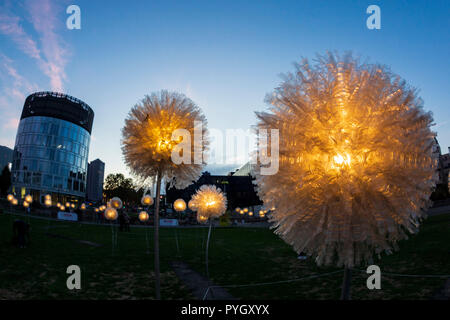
<box><xmin>190</xmin><ymin>185</ymin><xmax>227</xmax><ymax>282</ymax></box>
<box><xmin>254</xmin><ymin>52</ymin><xmax>438</xmax><ymax>299</ymax></box>
<box><xmin>122</xmin><ymin>90</ymin><xmax>209</xmax><ymax>299</ymax></box>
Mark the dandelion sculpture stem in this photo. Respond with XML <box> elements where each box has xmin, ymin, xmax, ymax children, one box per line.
<box><xmin>341</xmin><ymin>267</ymin><xmax>352</xmax><ymax>300</ymax></box>
<box><xmin>154</xmin><ymin>169</ymin><xmax>162</xmax><ymax>300</ymax></box>
<box><xmin>145</xmin><ymin>206</ymin><xmax>150</xmax><ymax>255</ymax></box>
<box><xmin>205</xmin><ymin>219</ymin><xmax>213</xmax><ymax>280</ymax></box>
<box><xmin>110</xmin><ymin>221</ymin><xmax>115</xmax><ymax>256</ymax></box>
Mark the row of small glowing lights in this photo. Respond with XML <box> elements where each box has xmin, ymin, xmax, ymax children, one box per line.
<box><xmin>234</xmin><ymin>207</ymin><xmax>270</xmax><ymax>218</ymax></box>
<box><xmin>7</xmin><ymin>193</ymin><xmax>86</xmax><ymax>211</ymax></box>
<box><xmin>6</xmin><ymin>193</ymin><xmax>270</xmax><ymax>221</ymax></box>
<box><xmin>103</xmin><ymin>197</ymin><xmax>271</xmax><ymax>222</ymax></box>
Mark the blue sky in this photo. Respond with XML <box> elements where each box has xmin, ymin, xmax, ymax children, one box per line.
<box><xmin>0</xmin><ymin>0</ymin><xmax>449</xmax><ymax>178</ymax></box>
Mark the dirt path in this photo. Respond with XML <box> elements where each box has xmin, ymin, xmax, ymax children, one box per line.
<box><xmin>170</xmin><ymin>261</ymin><xmax>237</xmax><ymax>300</ymax></box>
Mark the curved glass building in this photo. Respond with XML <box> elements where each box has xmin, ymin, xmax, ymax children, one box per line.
<box><xmin>11</xmin><ymin>92</ymin><xmax>94</xmax><ymax>205</ymax></box>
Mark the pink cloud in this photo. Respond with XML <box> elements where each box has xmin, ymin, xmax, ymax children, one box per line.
<box><xmin>4</xmin><ymin>118</ymin><xmax>19</xmax><ymax>130</ymax></box>
<box><xmin>0</xmin><ymin>53</ymin><xmax>39</xmax><ymax>95</ymax></box>
<box><xmin>0</xmin><ymin>1</ymin><xmax>69</xmax><ymax>92</ymax></box>
<box><xmin>0</xmin><ymin>13</ymin><xmax>41</xmax><ymax>59</ymax></box>
<box><xmin>26</xmin><ymin>0</ymin><xmax>68</xmax><ymax>92</ymax></box>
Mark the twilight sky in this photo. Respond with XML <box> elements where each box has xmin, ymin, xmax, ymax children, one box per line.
<box><xmin>0</xmin><ymin>0</ymin><xmax>449</xmax><ymax>178</ymax></box>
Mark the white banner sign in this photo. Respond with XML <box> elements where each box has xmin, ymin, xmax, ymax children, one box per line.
<box><xmin>57</xmin><ymin>211</ymin><xmax>78</xmax><ymax>221</ymax></box>
<box><xmin>160</xmin><ymin>218</ymin><xmax>179</xmax><ymax>227</ymax></box>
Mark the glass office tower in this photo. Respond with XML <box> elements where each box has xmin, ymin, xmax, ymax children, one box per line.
<box><xmin>11</xmin><ymin>92</ymin><xmax>94</xmax><ymax>205</ymax></box>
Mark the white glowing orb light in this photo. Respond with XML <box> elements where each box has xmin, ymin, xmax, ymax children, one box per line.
<box><xmin>248</xmin><ymin>211</ymin><xmax>253</xmax><ymax>216</ymax></box>
<box><xmin>141</xmin><ymin>195</ymin><xmax>154</xmax><ymax>206</ymax></box>
<box><xmin>188</xmin><ymin>199</ymin><xmax>197</xmax><ymax>211</ymax></box>
<box><xmin>243</xmin><ymin>208</ymin><xmax>248</xmax><ymax>213</ymax></box>
<box><xmin>57</xmin><ymin>202</ymin><xmax>61</xmax><ymax>208</ymax></box>
<box><xmin>25</xmin><ymin>195</ymin><xmax>32</xmax><ymax>203</ymax></box>
<box><xmin>239</xmin><ymin>210</ymin><xmax>244</xmax><ymax>215</ymax></box>
<box><xmin>174</xmin><ymin>199</ymin><xmax>187</xmax><ymax>212</ymax></box>
<box><xmin>44</xmin><ymin>199</ymin><xmax>52</xmax><ymax>208</ymax></box>
<box><xmin>65</xmin><ymin>202</ymin><xmax>70</xmax><ymax>208</ymax></box>
<box><xmin>111</xmin><ymin>197</ymin><xmax>123</xmax><ymax>209</ymax></box>
<box><xmin>80</xmin><ymin>203</ymin><xmax>86</xmax><ymax>211</ymax></box>
<box><xmin>105</xmin><ymin>207</ymin><xmax>118</xmax><ymax>221</ymax></box>
<box><xmin>60</xmin><ymin>205</ymin><xmax>66</xmax><ymax>211</ymax></box>
<box><xmin>71</xmin><ymin>203</ymin><xmax>75</xmax><ymax>209</ymax></box>
<box><xmin>44</xmin><ymin>194</ymin><xmax>51</xmax><ymax>201</ymax></box>
<box><xmin>7</xmin><ymin>194</ymin><xmax>14</xmax><ymax>202</ymax></box>
<box><xmin>235</xmin><ymin>207</ymin><xmax>241</xmax><ymax>212</ymax></box>
<box><xmin>139</xmin><ymin>211</ymin><xmax>149</xmax><ymax>222</ymax></box>
<box><xmin>23</xmin><ymin>201</ymin><xmax>29</xmax><ymax>208</ymax></box>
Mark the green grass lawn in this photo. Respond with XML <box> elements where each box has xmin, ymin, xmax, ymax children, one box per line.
<box><xmin>0</xmin><ymin>211</ymin><xmax>449</xmax><ymax>300</ymax></box>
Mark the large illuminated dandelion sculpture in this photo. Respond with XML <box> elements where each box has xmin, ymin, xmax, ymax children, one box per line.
<box><xmin>190</xmin><ymin>185</ymin><xmax>227</xmax><ymax>282</ymax></box>
<box><xmin>122</xmin><ymin>90</ymin><xmax>209</xmax><ymax>299</ymax></box>
<box><xmin>255</xmin><ymin>52</ymin><xmax>438</xmax><ymax>299</ymax></box>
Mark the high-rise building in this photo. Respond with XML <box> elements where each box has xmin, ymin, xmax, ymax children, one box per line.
<box><xmin>11</xmin><ymin>92</ymin><xmax>94</xmax><ymax>204</ymax></box>
<box><xmin>86</xmin><ymin>159</ymin><xmax>105</xmax><ymax>202</ymax></box>
<box><xmin>0</xmin><ymin>145</ymin><xmax>13</xmax><ymax>170</ymax></box>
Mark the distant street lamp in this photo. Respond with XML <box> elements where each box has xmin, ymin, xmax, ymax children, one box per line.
<box><xmin>139</xmin><ymin>211</ymin><xmax>149</xmax><ymax>222</ymax></box>
<box><xmin>173</xmin><ymin>199</ymin><xmax>186</xmax><ymax>254</ymax></box>
<box><xmin>141</xmin><ymin>195</ymin><xmax>154</xmax><ymax>206</ymax></box>
<box><xmin>189</xmin><ymin>185</ymin><xmax>227</xmax><ymax>286</ymax></box>
<box><xmin>139</xmin><ymin>210</ymin><xmax>151</xmax><ymax>254</ymax></box>
<box><xmin>25</xmin><ymin>194</ymin><xmax>32</xmax><ymax>203</ymax></box>
<box><xmin>44</xmin><ymin>198</ymin><xmax>52</xmax><ymax>208</ymax></box>
<box><xmin>105</xmin><ymin>207</ymin><xmax>119</xmax><ymax>255</ymax></box>
<box><xmin>174</xmin><ymin>199</ymin><xmax>186</xmax><ymax>212</ymax></box>
<box><xmin>105</xmin><ymin>207</ymin><xmax>118</xmax><ymax>221</ymax></box>
<box><xmin>188</xmin><ymin>199</ymin><xmax>197</xmax><ymax>211</ymax></box>
<box><xmin>111</xmin><ymin>197</ymin><xmax>123</xmax><ymax>209</ymax></box>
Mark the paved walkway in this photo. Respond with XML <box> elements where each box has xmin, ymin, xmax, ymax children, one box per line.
<box><xmin>170</xmin><ymin>261</ymin><xmax>236</xmax><ymax>300</ymax></box>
